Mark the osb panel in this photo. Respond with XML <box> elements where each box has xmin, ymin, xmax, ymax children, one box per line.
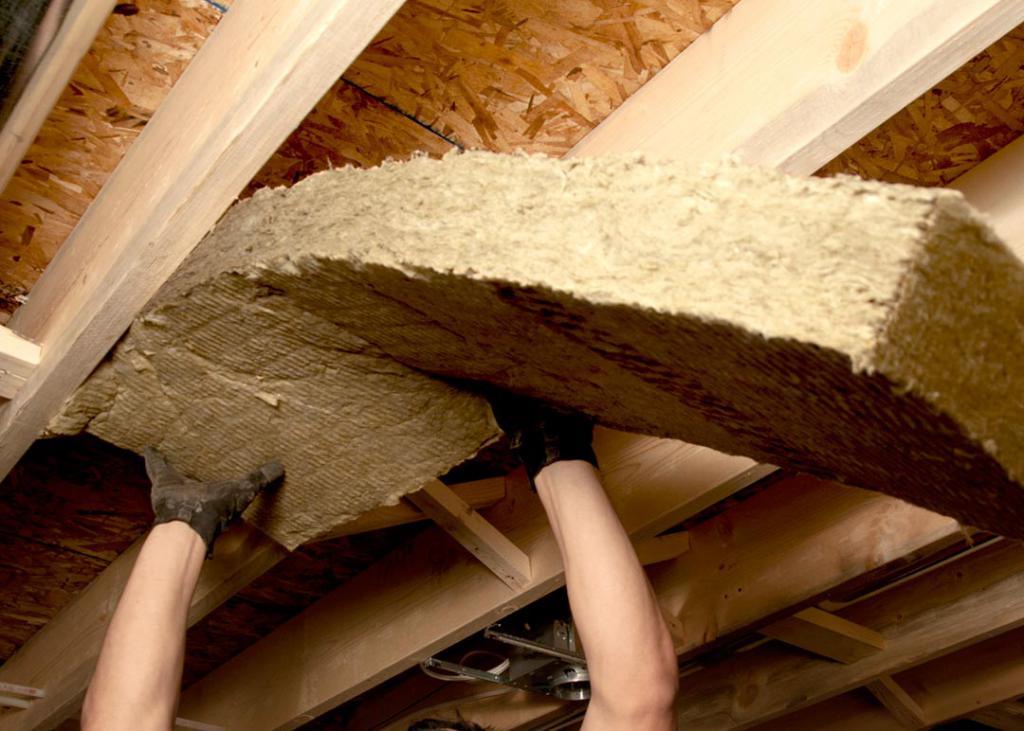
<box><xmin>243</xmin><ymin>80</ymin><xmax>452</xmax><ymax>197</ymax></box>
<box><xmin>822</xmin><ymin>23</ymin><xmax>1024</xmax><ymax>185</ymax></box>
<box><xmin>0</xmin><ymin>436</ymin><xmax>151</xmax><ymax>663</ymax></box>
<box><xmin>345</xmin><ymin>0</ymin><xmax>739</xmax><ymax>154</ymax></box>
<box><xmin>0</xmin><ymin>0</ymin><xmax>222</xmax><ymax>318</ymax></box>
<box><xmin>0</xmin><ymin>0</ymin><xmax>451</xmax><ymax>321</ymax></box>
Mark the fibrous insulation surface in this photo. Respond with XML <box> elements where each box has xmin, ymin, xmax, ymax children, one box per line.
<box><xmin>56</xmin><ymin>153</ymin><xmax>1024</xmax><ymax>542</ymax></box>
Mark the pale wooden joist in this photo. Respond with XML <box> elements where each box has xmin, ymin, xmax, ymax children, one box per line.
<box><xmin>0</xmin><ymin>325</ymin><xmax>41</xmax><ymax>399</ymax></box>
<box><xmin>569</xmin><ymin>0</ymin><xmax>1024</xmax><ymax>175</ymax></box>
<box><xmin>866</xmin><ymin>676</ymin><xmax>928</xmax><ymax>729</ymax></box>
<box><xmin>650</xmin><ymin>475</ymin><xmax>960</xmax><ymax>659</ymax></box>
<box><xmin>174</xmin><ymin>433</ymin><xmax>766</xmax><ymax>729</ymax></box>
<box><xmin>0</xmin><ymin>0</ymin><xmax>407</xmax><ymax>485</ymax></box>
<box><xmin>0</xmin><ymin>0</ymin><xmax>117</xmax><ymax>193</ymax></box>
<box><xmin>763</xmin><ymin>607</ymin><xmax>886</xmax><ymax>664</ymax></box>
<box><xmin>309</xmin><ymin>477</ymin><xmax>506</xmax><ymax>543</ymax></box>
<box><xmin>406</xmin><ymin>479</ymin><xmax>531</xmax><ymax>590</ymax></box>
<box><xmin>176</xmin><ymin>467</ymin><xmax>964</xmax><ymax>728</ymax></box>
<box><xmin>952</xmin><ymin>133</ymin><xmax>1024</xmax><ymax>257</ymax></box>
<box><xmin>968</xmin><ymin>701</ymin><xmax>1024</xmax><ymax>730</ymax></box>
<box><xmin>764</xmin><ymin>614</ymin><xmax>1024</xmax><ymax>729</ymax></box>
<box><xmin>676</xmin><ymin>541</ymin><xmax>1024</xmax><ymax>729</ymax></box>
<box><xmin>0</xmin><ymin>477</ymin><xmax>502</xmax><ymax>731</ymax></box>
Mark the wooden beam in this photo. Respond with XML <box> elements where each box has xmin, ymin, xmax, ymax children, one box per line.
<box><xmin>763</xmin><ymin>607</ymin><xmax>886</xmax><ymax>664</ymax></box>
<box><xmin>0</xmin><ymin>325</ymin><xmax>40</xmax><ymax>399</ymax></box>
<box><xmin>308</xmin><ymin>477</ymin><xmax>506</xmax><ymax>543</ymax></box>
<box><xmin>0</xmin><ymin>0</ymin><xmax>406</xmax><ymax>485</ymax></box>
<box><xmin>0</xmin><ymin>522</ymin><xmax>286</xmax><ymax>731</ymax></box>
<box><xmin>175</xmin><ymin>433</ymin><xmax>765</xmax><ymax>729</ymax></box>
<box><xmin>406</xmin><ymin>479</ymin><xmax>531</xmax><ymax>590</ymax></box>
<box><xmin>634</xmin><ymin>531</ymin><xmax>691</xmax><ymax>567</ymax></box>
<box><xmin>0</xmin><ymin>475</ymin><xmax>512</xmax><ymax>730</ymax></box>
<box><xmin>952</xmin><ymin>134</ymin><xmax>1024</xmax><ymax>257</ymax></box>
<box><xmin>775</xmin><ymin>624</ymin><xmax>1024</xmax><ymax>730</ymax></box>
<box><xmin>649</xmin><ymin>475</ymin><xmax>960</xmax><ymax>659</ymax></box>
<box><xmin>674</xmin><ymin>541</ymin><xmax>1024</xmax><ymax>729</ymax></box>
<box><xmin>568</xmin><ymin>0</ymin><xmax>1024</xmax><ymax>175</ymax></box>
<box><xmin>866</xmin><ymin>676</ymin><xmax>928</xmax><ymax>729</ymax></box>
<box><xmin>968</xmin><ymin>702</ymin><xmax>1024</xmax><ymax>730</ymax></box>
<box><xmin>0</xmin><ymin>0</ymin><xmax>117</xmax><ymax>193</ymax></box>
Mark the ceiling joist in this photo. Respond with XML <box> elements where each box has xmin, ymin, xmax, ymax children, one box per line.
<box><xmin>0</xmin><ymin>0</ymin><xmax>1021</xmax><ymax>728</ymax></box>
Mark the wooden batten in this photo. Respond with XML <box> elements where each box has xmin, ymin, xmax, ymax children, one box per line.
<box><xmin>866</xmin><ymin>676</ymin><xmax>929</xmax><ymax>729</ymax></box>
<box><xmin>822</xmin><ymin>23</ymin><xmax>1024</xmax><ymax>186</ymax></box>
<box><xmin>407</xmin><ymin>480</ymin><xmax>532</xmax><ymax>590</ymax></box>
<box><xmin>0</xmin><ymin>325</ymin><xmax>40</xmax><ymax>398</ymax></box>
<box><xmin>763</xmin><ymin>607</ymin><xmax>887</xmax><ymax>664</ymax></box>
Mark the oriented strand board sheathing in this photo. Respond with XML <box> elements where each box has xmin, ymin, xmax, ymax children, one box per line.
<box><xmin>0</xmin><ymin>0</ymin><xmax>452</xmax><ymax>322</ymax></box>
<box><xmin>823</xmin><ymin>23</ymin><xmax>1024</xmax><ymax>186</ymax></box>
<box><xmin>56</xmin><ymin>153</ymin><xmax>1024</xmax><ymax>538</ymax></box>
<box><xmin>346</xmin><ymin>0</ymin><xmax>738</xmax><ymax>153</ymax></box>
<box><xmin>0</xmin><ymin>0</ymin><xmax>223</xmax><ymax>319</ymax></box>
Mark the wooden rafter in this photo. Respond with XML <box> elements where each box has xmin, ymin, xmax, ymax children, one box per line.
<box><xmin>0</xmin><ymin>325</ymin><xmax>40</xmax><ymax>399</ymax></box>
<box><xmin>0</xmin><ymin>0</ymin><xmax>1022</xmax><ymax>728</ymax></box>
<box><xmin>651</xmin><ymin>475</ymin><xmax>960</xmax><ymax>659</ymax></box>
<box><xmin>406</xmin><ymin>480</ymin><xmax>531</xmax><ymax>589</ymax></box>
<box><xmin>0</xmin><ymin>523</ymin><xmax>284</xmax><ymax>731</ymax></box>
<box><xmin>174</xmin><ymin>435</ymin><xmax>764</xmax><ymax>729</ymax></box>
<box><xmin>866</xmin><ymin>676</ymin><xmax>928</xmax><ymax>729</ymax></box>
<box><xmin>0</xmin><ymin>476</ymin><xmax>502</xmax><ymax>731</ymax></box>
<box><xmin>0</xmin><ymin>0</ymin><xmax>407</xmax><ymax>485</ymax></box>
<box><xmin>569</xmin><ymin>0</ymin><xmax>1024</xmax><ymax>175</ymax></box>
<box><xmin>766</xmin><ymin>617</ymin><xmax>1024</xmax><ymax>729</ymax></box>
<box><xmin>0</xmin><ymin>0</ymin><xmax>117</xmax><ymax>193</ymax></box>
<box><xmin>763</xmin><ymin>608</ymin><xmax>886</xmax><ymax>664</ymax></box>
<box><xmin>676</xmin><ymin>541</ymin><xmax>1024</xmax><ymax>729</ymax></box>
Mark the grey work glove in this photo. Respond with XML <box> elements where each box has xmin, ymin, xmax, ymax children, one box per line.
<box><xmin>484</xmin><ymin>389</ymin><xmax>598</xmax><ymax>486</ymax></box>
<box><xmin>145</xmin><ymin>447</ymin><xmax>284</xmax><ymax>556</ymax></box>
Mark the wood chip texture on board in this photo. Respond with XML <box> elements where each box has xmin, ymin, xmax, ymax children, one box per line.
<box><xmin>53</xmin><ymin>153</ymin><xmax>1024</xmax><ymax>541</ymax></box>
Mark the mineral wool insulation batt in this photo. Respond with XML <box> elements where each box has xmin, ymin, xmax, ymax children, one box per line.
<box><xmin>53</xmin><ymin>153</ymin><xmax>1024</xmax><ymax>547</ymax></box>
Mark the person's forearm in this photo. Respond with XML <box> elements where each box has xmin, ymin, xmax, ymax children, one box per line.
<box><xmin>536</xmin><ymin>461</ymin><xmax>678</xmax><ymax>728</ymax></box>
<box><xmin>83</xmin><ymin>522</ymin><xmax>205</xmax><ymax>731</ymax></box>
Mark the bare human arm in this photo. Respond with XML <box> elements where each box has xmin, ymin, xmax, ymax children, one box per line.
<box><xmin>488</xmin><ymin>393</ymin><xmax>678</xmax><ymax>730</ymax></box>
<box><xmin>82</xmin><ymin>449</ymin><xmax>282</xmax><ymax>731</ymax></box>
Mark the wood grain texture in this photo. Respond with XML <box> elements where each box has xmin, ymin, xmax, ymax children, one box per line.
<box><xmin>308</xmin><ymin>477</ymin><xmax>506</xmax><ymax>544</ymax></box>
<box><xmin>866</xmin><ymin>676</ymin><xmax>928</xmax><ymax>729</ymax></box>
<box><xmin>0</xmin><ymin>325</ymin><xmax>40</xmax><ymax>398</ymax></box>
<box><xmin>764</xmin><ymin>608</ymin><xmax>886</xmax><ymax>664</ymax></box>
<box><xmin>407</xmin><ymin>479</ymin><xmax>531</xmax><ymax>589</ymax></box>
<box><xmin>568</xmin><ymin>0</ymin><xmax>1024</xmax><ymax>174</ymax></box>
<box><xmin>649</xmin><ymin>475</ymin><xmax>961</xmax><ymax>659</ymax></box>
<box><xmin>778</xmin><ymin>623</ymin><xmax>1024</xmax><ymax>729</ymax></box>
<box><xmin>176</xmin><ymin>436</ymin><xmax>762</xmax><ymax>729</ymax></box>
<box><xmin>0</xmin><ymin>0</ymin><xmax>117</xmax><ymax>193</ymax></box>
<box><xmin>0</xmin><ymin>0</ymin><xmax>224</xmax><ymax>318</ymax></box>
<box><xmin>823</xmin><ymin>23</ymin><xmax>1024</xmax><ymax>185</ymax></box>
<box><xmin>968</xmin><ymin>701</ymin><xmax>1024</xmax><ymax>730</ymax></box>
<box><xmin>0</xmin><ymin>522</ymin><xmax>287</xmax><ymax>731</ymax></box>
<box><xmin>674</xmin><ymin>542</ymin><xmax>1024</xmax><ymax>729</ymax></box>
<box><xmin>0</xmin><ymin>0</ymin><xmax>408</xmax><ymax>496</ymax></box>
<box><xmin>345</xmin><ymin>0</ymin><xmax>738</xmax><ymax>154</ymax></box>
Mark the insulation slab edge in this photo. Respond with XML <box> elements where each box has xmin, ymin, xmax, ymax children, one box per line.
<box><xmin>54</xmin><ymin>153</ymin><xmax>1024</xmax><ymax>543</ymax></box>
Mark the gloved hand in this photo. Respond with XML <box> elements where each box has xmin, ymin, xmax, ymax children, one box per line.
<box><xmin>485</xmin><ymin>389</ymin><xmax>599</xmax><ymax>485</ymax></box>
<box><xmin>145</xmin><ymin>447</ymin><xmax>283</xmax><ymax>556</ymax></box>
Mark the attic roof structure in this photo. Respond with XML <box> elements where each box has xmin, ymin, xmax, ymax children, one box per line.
<box><xmin>0</xmin><ymin>2</ymin><xmax>1023</xmax><ymax>730</ymax></box>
